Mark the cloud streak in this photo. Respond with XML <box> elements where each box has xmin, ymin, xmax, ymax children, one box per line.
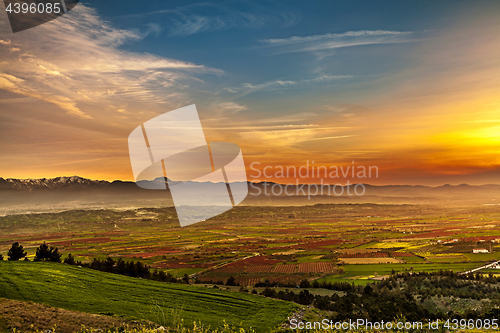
<box><xmin>260</xmin><ymin>30</ymin><xmax>418</xmax><ymax>53</ymax></box>
<box><xmin>116</xmin><ymin>2</ymin><xmax>299</xmax><ymax>37</ymax></box>
<box><xmin>225</xmin><ymin>75</ymin><xmax>353</xmax><ymax>97</ymax></box>
<box><xmin>0</xmin><ymin>5</ymin><xmax>222</xmax><ymax>119</ymax></box>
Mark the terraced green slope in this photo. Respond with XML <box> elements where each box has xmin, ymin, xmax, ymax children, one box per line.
<box><xmin>0</xmin><ymin>262</ymin><xmax>295</xmax><ymax>331</ymax></box>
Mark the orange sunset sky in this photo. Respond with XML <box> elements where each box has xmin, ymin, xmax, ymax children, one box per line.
<box><xmin>0</xmin><ymin>1</ymin><xmax>499</xmax><ymax>185</ymax></box>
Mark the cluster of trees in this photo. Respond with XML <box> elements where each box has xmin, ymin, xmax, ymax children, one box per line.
<box><xmin>195</xmin><ymin>276</ymin><xmax>241</xmax><ymax>286</ymax></box>
<box><xmin>260</xmin><ymin>287</ymin><xmax>315</xmax><ymax>305</ymax></box>
<box><xmin>253</xmin><ymin>270</ymin><xmax>500</xmax><ymax>322</ymax></box>
<box><xmin>0</xmin><ymin>242</ymin><xmax>62</xmax><ymax>262</ymax></box>
<box><xmin>194</xmin><ymin>277</ymin><xmax>355</xmax><ymax>290</ymax></box>
<box><xmin>390</xmin><ymin>270</ymin><xmax>500</xmax><ymax>304</ymax></box>
<box><xmin>254</xmin><ymin>278</ymin><xmax>357</xmax><ymax>291</ymax></box>
<box><xmin>1</xmin><ymin>242</ymin><xmax>187</xmax><ymax>284</ymax></box>
<box><xmin>64</xmin><ymin>256</ymin><xmax>187</xmax><ymax>284</ymax></box>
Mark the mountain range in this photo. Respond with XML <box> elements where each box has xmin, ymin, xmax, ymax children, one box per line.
<box><xmin>1</xmin><ymin>176</ymin><xmax>499</xmax><ymax>216</ymax></box>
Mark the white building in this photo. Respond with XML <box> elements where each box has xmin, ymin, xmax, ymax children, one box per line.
<box><xmin>473</xmin><ymin>248</ymin><xmax>489</xmax><ymax>254</ymax></box>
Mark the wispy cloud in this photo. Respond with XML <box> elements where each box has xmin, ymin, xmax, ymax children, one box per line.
<box><xmin>260</xmin><ymin>30</ymin><xmax>417</xmax><ymax>54</ymax></box>
<box><xmin>0</xmin><ymin>5</ymin><xmax>221</xmax><ymax>119</ymax></box>
<box><xmin>117</xmin><ymin>2</ymin><xmax>299</xmax><ymax>37</ymax></box>
<box><xmin>239</xmin><ymin>127</ymin><xmax>354</xmax><ymax>147</ymax></box>
<box><xmin>225</xmin><ymin>75</ymin><xmax>353</xmax><ymax>97</ymax></box>
<box><xmin>300</xmin><ymin>135</ymin><xmax>357</xmax><ymax>142</ymax></box>
<box><xmin>263</xmin><ymin>30</ymin><xmax>412</xmax><ymax>45</ymax></box>
<box><xmin>168</xmin><ymin>12</ymin><xmax>279</xmax><ymax>36</ymax></box>
<box><xmin>214</xmin><ymin>101</ymin><xmax>248</xmax><ymax>114</ymax></box>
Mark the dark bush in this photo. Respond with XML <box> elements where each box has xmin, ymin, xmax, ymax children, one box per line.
<box><xmin>8</xmin><ymin>242</ymin><xmax>27</xmax><ymax>261</ymax></box>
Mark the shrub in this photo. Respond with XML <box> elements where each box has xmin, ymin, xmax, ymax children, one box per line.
<box><xmin>226</xmin><ymin>276</ymin><xmax>238</xmax><ymax>286</ymax></box>
<box><xmin>299</xmin><ymin>279</ymin><xmax>311</xmax><ymax>288</ymax></box>
<box><xmin>8</xmin><ymin>242</ymin><xmax>27</xmax><ymax>261</ymax></box>
<box><xmin>34</xmin><ymin>243</ymin><xmax>62</xmax><ymax>262</ymax></box>
<box><xmin>64</xmin><ymin>253</ymin><xmax>76</xmax><ymax>265</ymax></box>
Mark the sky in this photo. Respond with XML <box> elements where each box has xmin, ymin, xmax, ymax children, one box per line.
<box><xmin>0</xmin><ymin>0</ymin><xmax>499</xmax><ymax>185</ymax></box>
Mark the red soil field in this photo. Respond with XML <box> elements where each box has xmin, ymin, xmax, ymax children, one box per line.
<box><xmin>245</xmin><ymin>265</ymin><xmax>274</xmax><ymax>273</ymax></box>
<box><xmin>217</xmin><ymin>266</ymin><xmax>245</xmax><ymax>273</ymax></box>
<box><xmin>462</xmin><ymin>236</ymin><xmax>499</xmax><ymax>242</ymax></box>
<box><xmin>273</xmin><ymin>264</ymin><xmax>297</xmax><ymax>274</ymax></box>
<box><xmin>298</xmin><ymin>262</ymin><xmax>334</xmax><ymax>273</ymax></box>
<box><xmin>225</xmin><ymin>256</ymin><xmax>283</xmax><ymax>267</ymax></box>
<box><xmin>50</xmin><ymin>237</ymin><xmax>114</xmax><ymax>246</ymax></box>
<box><xmin>300</xmin><ymin>239</ymin><xmax>343</xmax><ymax>249</ymax></box>
<box><xmin>262</xmin><ymin>275</ymin><xmax>304</xmax><ymax>285</ymax></box>
<box><xmin>16</xmin><ymin>234</ymin><xmax>70</xmax><ymax>243</ymax></box>
<box><xmin>235</xmin><ymin>277</ymin><xmax>261</xmax><ymax>286</ymax></box>
<box><xmin>152</xmin><ymin>262</ymin><xmax>209</xmax><ymax>268</ymax></box>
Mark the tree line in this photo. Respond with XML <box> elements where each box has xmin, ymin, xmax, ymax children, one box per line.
<box><xmin>247</xmin><ymin>270</ymin><xmax>500</xmax><ymax>322</ymax></box>
<box><xmin>0</xmin><ymin>242</ymin><xmax>187</xmax><ymax>284</ymax></box>
<box><xmin>72</xmin><ymin>256</ymin><xmax>186</xmax><ymax>284</ymax></box>
<box><xmin>0</xmin><ymin>242</ymin><xmax>62</xmax><ymax>262</ymax></box>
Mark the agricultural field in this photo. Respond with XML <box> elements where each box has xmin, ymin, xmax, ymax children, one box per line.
<box><xmin>1</xmin><ymin>203</ymin><xmax>500</xmax><ymax>287</ymax></box>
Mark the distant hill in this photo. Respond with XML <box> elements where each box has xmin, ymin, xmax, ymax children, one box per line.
<box><xmin>0</xmin><ymin>261</ymin><xmax>294</xmax><ymax>332</ymax></box>
<box><xmin>0</xmin><ymin>176</ymin><xmax>174</xmax><ymax>215</ymax></box>
<box><xmin>1</xmin><ymin>176</ymin><xmax>500</xmax><ymax>215</ymax></box>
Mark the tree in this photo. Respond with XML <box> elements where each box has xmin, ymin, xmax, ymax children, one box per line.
<box><xmin>261</xmin><ymin>287</ymin><xmax>277</xmax><ymax>298</ymax></box>
<box><xmin>64</xmin><ymin>254</ymin><xmax>76</xmax><ymax>265</ymax></box>
<box><xmin>0</xmin><ymin>254</ymin><xmax>3</xmax><ymax>261</ymax></box>
<box><xmin>299</xmin><ymin>279</ymin><xmax>311</xmax><ymax>288</ymax></box>
<box><xmin>34</xmin><ymin>243</ymin><xmax>62</xmax><ymax>262</ymax></box>
<box><xmin>34</xmin><ymin>243</ymin><xmax>51</xmax><ymax>261</ymax></box>
<box><xmin>104</xmin><ymin>257</ymin><xmax>115</xmax><ymax>272</ymax></box>
<box><xmin>8</xmin><ymin>242</ymin><xmax>27</xmax><ymax>261</ymax></box>
<box><xmin>226</xmin><ymin>276</ymin><xmax>237</xmax><ymax>286</ymax></box>
<box><xmin>50</xmin><ymin>247</ymin><xmax>62</xmax><ymax>263</ymax></box>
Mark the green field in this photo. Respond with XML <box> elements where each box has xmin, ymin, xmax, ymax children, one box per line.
<box><xmin>465</xmin><ymin>252</ymin><xmax>500</xmax><ymax>262</ymax></box>
<box><xmin>401</xmin><ymin>256</ymin><xmax>426</xmax><ymax>263</ymax></box>
<box><xmin>0</xmin><ymin>262</ymin><xmax>295</xmax><ymax>332</ymax></box>
<box><xmin>318</xmin><ymin>262</ymin><xmax>480</xmax><ymax>285</ymax></box>
<box><xmin>166</xmin><ymin>268</ymin><xmax>205</xmax><ymax>277</ymax></box>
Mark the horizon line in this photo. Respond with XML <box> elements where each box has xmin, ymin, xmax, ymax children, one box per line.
<box><xmin>2</xmin><ymin>175</ymin><xmax>500</xmax><ymax>188</ymax></box>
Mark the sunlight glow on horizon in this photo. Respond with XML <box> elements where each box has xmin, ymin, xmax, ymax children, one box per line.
<box><xmin>0</xmin><ymin>2</ymin><xmax>499</xmax><ymax>186</ymax></box>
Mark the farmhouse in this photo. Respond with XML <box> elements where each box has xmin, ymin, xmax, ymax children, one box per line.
<box><xmin>473</xmin><ymin>248</ymin><xmax>489</xmax><ymax>254</ymax></box>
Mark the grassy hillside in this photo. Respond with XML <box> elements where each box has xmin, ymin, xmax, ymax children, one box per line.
<box><xmin>0</xmin><ymin>262</ymin><xmax>295</xmax><ymax>332</ymax></box>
